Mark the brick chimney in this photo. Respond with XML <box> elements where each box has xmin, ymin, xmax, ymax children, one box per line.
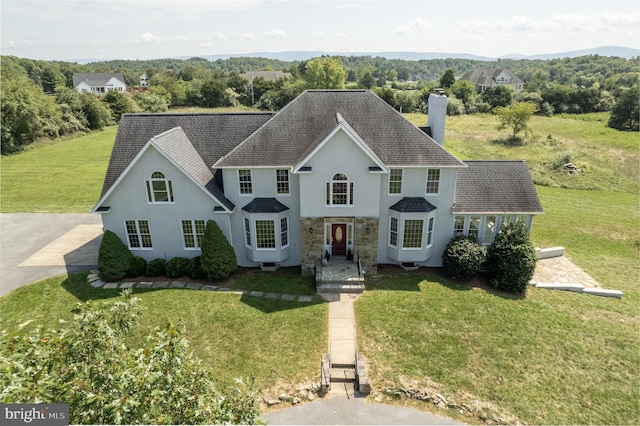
<box><xmin>427</xmin><ymin>89</ymin><xmax>447</xmax><ymax>146</ymax></box>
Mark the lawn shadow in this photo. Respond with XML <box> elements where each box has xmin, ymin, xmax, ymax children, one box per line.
<box><xmin>238</xmin><ymin>292</ymin><xmax>326</xmax><ymax>313</ymax></box>
<box><xmin>427</xmin><ymin>268</ymin><xmax>526</xmax><ymax>300</ymax></box>
<box><xmin>60</xmin><ymin>273</ymin><xmax>164</xmax><ymax>303</ymax></box>
<box><xmin>491</xmin><ymin>136</ymin><xmax>525</xmax><ymax>146</ymax></box>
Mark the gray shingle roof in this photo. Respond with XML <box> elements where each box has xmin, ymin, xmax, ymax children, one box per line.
<box><xmin>454</xmin><ymin>161</ymin><xmax>543</xmax><ymax>214</ymax></box>
<box><xmin>241</xmin><ymin>198</ymin><xmax>290</xmax><ymax>213</ymax></box>
<box><xmin>73</xmin><ymin>72</ymin><xmax>126</xmax><ymax>87</ymax></box>
<box><xmin>215</xmin><ymin>90</ymin><xmax>466</xmax><ymax>168</ymax></box>
<box><xmin>99</xmin><ymin>113</ymin><xmax>273</xmax><ymax>200</ymax></box>
<box><xmin>150</xmin><ymin>127</ymin><xmax>235</xmax><ymax>210</ymax></box>
<box><xmin>389</xmin><ymin>197</ymin><xmax>437</xmax><ymax>213</ymax></box>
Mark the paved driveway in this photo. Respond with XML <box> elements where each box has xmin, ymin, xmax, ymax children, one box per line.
<box><xmin>0</xmin><ymin>213</ymin><xmax>103</xmax><ymax>296</ymax></box>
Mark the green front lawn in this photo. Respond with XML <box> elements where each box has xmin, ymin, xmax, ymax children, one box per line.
<box><xmin>0</xmin><ymin>273</ymin><xmax>327</xmax><ymax>390</ymax></box>
<box><xmin>355</xmin><ymin>187</ymin><xmax>639</xmax><ymax>425</ymax></box>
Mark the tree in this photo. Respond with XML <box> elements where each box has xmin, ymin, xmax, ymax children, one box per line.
<box><xmin>304</xmin><ymin>57</ymin><xmax>346</xmax><ymax>89</ymax></box>
<box><xmin>450</xmin><ymin>79</ymin><xmax>476</xmax><ymax>110</ymax></box>
<box><xmin>133</xmin><ymin>92</ymin><xmax>169</xmax><ymax>112</ymax></box>
<box><xmin>481</xmin><ymin>85</ymin><xmax>514</xmax><ymax>109</ymax></box>
<box><xmin>495</xmin><ymin>101</ymin><xmax>538</xmax><ymax>140</ymax></box>
<box><xmin>439</xmin><ymin>69</ymin><xmax>456</xmax><ymax>89</ymax></box>
<box><xmin>201</xmin><ymin>79</ymin><xmax>227</xmax><ymax>107</ymax></box>
<box><xmin>201</xmin><ymin>220</ymin><xmax>237</xmax><ymax>280</ymax></box>
<box><xmin>608</xmin><ymin>85</ymin><xmax>639</xmax><ymax>131</ymax></box>
<box><xmin>485</xmin><ymin>220</ymin><xmax>537</xmax><ymax>293</ymax></box>
<box><xmin>0</xmin><ymin>292</ymin><xmax>260</xmax><ymax>424</ymax></box>
<box><xmin>102</xmin><ymin>90</ymin><xmax>136</xmax><ymax>123</ymax></box>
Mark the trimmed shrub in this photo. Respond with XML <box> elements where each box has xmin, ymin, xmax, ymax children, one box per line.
<box><xmin>146</xmin><ymin>258</ymin><xmax>167</xmax><ymax>278</ymax></box>
<box><xmin>166</xmin><ymin>257</ymin><xmax>188</xmax><ymax>279</ymax></box>
<box><xmin>201</xmin><ymin>220</ymin><xmax>237</xmax><ymax>280</ymax></box>
<box><xmin>98</xmin><ymin>230</ymin><xmax>133</xmax><ymax>281</ymax></box>
<box><xmin>127</xmin><ymin>256</ymin><xmax>147</xmax><ymax>278</ymax></box>
<box><xmin>442</xmin><ymin>236</ymin><xmax>487</xmax><ymax>280</ymax></box>
<box><xmin>186</xmin><ymin>256</ymin><xmax>205</xmax><ymax>280</ymax></box>
<box><xmin>485</xmin><ymin>220</ymin><xmax>537</xmax><ymax>293</ymax></box>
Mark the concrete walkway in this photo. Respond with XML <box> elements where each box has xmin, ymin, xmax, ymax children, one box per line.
<box><xmin>324</xmin><ymin>292</ymin><xmax>359</xmax><ymax>367</ymax></box>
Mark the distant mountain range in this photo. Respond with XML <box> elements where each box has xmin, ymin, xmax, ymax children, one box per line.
<box><xmin>73</xmin><ymin>46</ymin><xmax>638</xmax><ymax>64</ymax></box>
<box><xmin>186</xmin><ymin>46</ymin><xmax>638</xmax><ymax>62</ymax></box>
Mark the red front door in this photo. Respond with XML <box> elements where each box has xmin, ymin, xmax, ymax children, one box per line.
<box><xmin>332</xmin><ymin>224</ymin><xmax>347</xmax><ymax>256</ymax></box>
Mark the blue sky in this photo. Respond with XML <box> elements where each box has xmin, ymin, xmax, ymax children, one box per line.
<box><xmin>1</xmin><ymin>0</ymin><xmax>639</xmax><ymax>61</ymax></box>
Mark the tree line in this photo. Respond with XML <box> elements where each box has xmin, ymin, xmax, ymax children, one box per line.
<box><xmin>1</xmin><ymin>53</ymin><xmax>638</xmax><ymax>154</ymax></box>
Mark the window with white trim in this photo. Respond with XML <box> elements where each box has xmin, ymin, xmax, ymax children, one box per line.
<box><xmin>326</xmin><ymin>173</ymin><xmax>354</xmax><ymax>206</ymax></box>
<box><xmin>146</xmin><ymin>171</ymin><xmax>174</xmax><ymax>203</ymax></box>
<box><xmin>238</xmin><ymin>169</ymin><xmax>252</xmax><ymax>195</ymax></box>
<box><xmin>244</xmin><ymin>218</ymin><xmax>251</xmax><ymax>247</ymax></box>
<box><xmin>388</xmin><ymin>169</ymin><xmax>402</xmax><ymax>194</ymax></box>
<box><xmin>280</xmin><ymin>217</ymin><xmax>289</xmax><ymax>248</ymax></box>
<box><xmin>469</xmin><ymin>216</ymin><xmax>481</xmax><ymax>239</ymax></box>
<box><xmin>255</xmin><ymin>220</ymin><xmax>276</xmax><ymax>249</ymax></box>
<box><xmin>389</xmin><ymin>217</ymin><xmax>398</xmax><ymax>247</ymax></box>
<box><xmin>426</xmin><ymin>217</ymin><xmax>435</xmax><ymax>247</ymax></box>
<box><xmin>181</xmin><ymin>220</ymin><xmax>205</xmax><ymax>249</ymax></box>
<box><xmin>402</xmin><ymin>219</ymin><xmax>424</xmax><ymax>249</ymax></box>
<box><xmin>125</xmin><ymin>220</ymin><xmax>152</xmax><ymax>249</ymax></box>
<box><xmin>482</xmin><ymin>216</ymin><xmax>496</xmax><ymax>244</ymax></box>
<box><xmin>453</xmin><ymin>216</ymin><xmax>465</xmax><ymax>236</ymax></box>
<box><xmin>276</xmin><ymin>169</ymin><xmax>290</xmax><ymax>195</ymax></box>
<box><xmin>426</xmin><ymin>169</ymin><xmax>440</xmax><ymax>194</ymax></box>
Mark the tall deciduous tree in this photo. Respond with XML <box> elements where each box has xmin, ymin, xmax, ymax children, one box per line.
<box><xmin>304</xmin><ymin>57</ymin><xmax>346</xmax><ymax>89</ymax></box>
<box><xmin>608</xmin><ymin>85</ymin><xmax>639</xmax><ymax>131</ymax></box>
<box><xmin>495</xmin><ymin>101</ymin><xmax>538</xmax><ymax>139</ymax></box>
<box><xmin>439</xmin><ymin>69</ymin><xmax>456</xmax><ymax>88</ymax></box>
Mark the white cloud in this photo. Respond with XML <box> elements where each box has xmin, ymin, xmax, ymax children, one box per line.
<box><xmin>139</xmin><ymin>32</ymin><xmax>163</xmax><ymax>42</ymax></box>
<box><xmin>263</xmin><ymin>29</ymin><xmax>288</xmax><ymax>38</ymax></box>
<box><xmin>394</xmin><ymin>18</ymin><xmax>430</xmax><ymax>35</ymax></box>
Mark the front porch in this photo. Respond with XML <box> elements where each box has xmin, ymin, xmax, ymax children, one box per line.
<box><xmin>315</xmin><ymin>256</ymin><xmax>365</xmax><ymax>293</ymax></box>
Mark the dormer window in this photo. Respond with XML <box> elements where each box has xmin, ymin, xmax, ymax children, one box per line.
<box><xmin>146</xmin><ymin>171</ymin><xmax>174</xmax><ymax>203</ymax></box>
<box><xmin>326</xmin><ymin>173</ymin><xmax>354</xmax><ymax>206</ymax></box>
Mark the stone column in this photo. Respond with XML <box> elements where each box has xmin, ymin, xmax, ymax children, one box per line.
<box><xmin>300</xmin><ymin>217</ymin><xmax>325</xmax><ymax>276</ymax></box>
<box><xmin>354</xmin><ymin>217</ymin><xmax>379</xmax><ymax>275</ymax></box>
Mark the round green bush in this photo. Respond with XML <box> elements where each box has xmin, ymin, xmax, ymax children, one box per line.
<box><xmin>127</xmin><ymin>256</ymin><xmax>147</xmax><ymax>278</ymax></box>
<box><xmin>485</xmin><ymin>220</ymin><xmax>537</xmax><ymax>293</ymax></box>
<box><xmin>98</xmin><ymin>230</ymin><xmax>133</xmax><ymax>282</ymax></box>
<box><xmin>146</xmin><ymin>258</ymin><xmax>167</xmax><ymax>277</ymax></box>
<box><xmin>166</xmin><ymin>257</ymin><xmax>188</xmax><ymax>279</ymax></box>
<box><xmin>201</xmin><ymin>220</ymin><xmax>237</xmax><ymax>280</ymax></box>
<box><xmin>442</xmin><ymin>236</ymin><xmax>487</xmax><ymax>280</ymax></box>
<box><xmin>186</xmin><ymin>256</ymin><xmax>205</xmax><ymax>280</ymax></box>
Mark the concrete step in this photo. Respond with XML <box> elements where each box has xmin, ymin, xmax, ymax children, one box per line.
<box><xmin>330</xmin><ymin>367</ymin><xmax>356</xmax><ymax>383</ymax></box>
<box><xmin>317</xmin><ymin>282</ymin><xmax>365</xmax><ymax>293</ymax></box>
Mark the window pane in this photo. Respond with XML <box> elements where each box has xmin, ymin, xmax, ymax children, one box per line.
<box><xmin>239</xmin><ymin>169</ymin><xmax>252</xmax><ymax>194</ymax></box>
<box><xmin>280</xmin><ymin>217</ymin><xmax>289</xmax><ymax>247</ymax></box>
<box><xmin>389</xmin><ymin>169</ymin><xmax>402</xmax><ymax>194</ymax></box>
<box><xmin>256</xmin><ymin>220</ymin><xmax>275</xmax><ymax>249</ymax></box>
<box><xmin>403</xmin><ymin>219</ymin><xmax>423</xmax><ymax>248</ymax></box>
<box><xmin>426</xmin><ymin>169</ymin><xmax>440</xmax><ymax>194</ymax></box>
<box><xmin>427</xmin><ymin>217</ymin><xmax>435</xmax><ymax>246</ymax></box>
<box><xmin>483</xmin><ymin>216</ymin><xmax>496</xmax><ymax>244</ymax></box>
<box><xmin>276</xmin><ymin>169</ymin><xmax>289</xmax><ymax>194</ymax></box>
<box><xmin>389</xmin><ymin>217</ymin><xmax>398</xmax><ymax>247</ymax></box>
<box><xmin>469</xmin><ymin>216</ymin><xmax>481</xmax><ymax>239</ymax></box>
<box><xmin>244</xmin><ymin>218</ymin><xmax>251</xmax><ymax>247</ymax></box>
<box><xmin>453</xmin><ymin>216</ymin><xmax>465</xmax><ymax>236</ymax></box>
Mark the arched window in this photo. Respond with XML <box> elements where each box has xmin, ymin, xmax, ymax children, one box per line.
<box><xmin>146</xmin><ymin>171</ymin><xmax>174</xmax><ymax>203</ymax></box>
<box><xmin>326</xmin><ymin>173</ymin><xmax>354</xmax><ymax>206</ymax></box>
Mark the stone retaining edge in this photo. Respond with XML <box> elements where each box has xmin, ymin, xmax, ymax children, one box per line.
<box><xmin>85</xmin><ymin>270</ymin><xmax>316</xmax><ymax>303</ymax></box>
<box><xmin>529</xmin><ymin>280</ymin><xmax>623</xmax><ymax>298</ymax></box>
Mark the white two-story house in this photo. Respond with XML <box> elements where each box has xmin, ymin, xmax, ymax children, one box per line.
<box><xmin>93</xmin><ymin>90</ymin><xmax>542</xmax><ymax>277</ymax></box>
<box><xmin>73</xmin><ymin>73</ymin><xmax>127</xmax><ymax>94</ymax></box>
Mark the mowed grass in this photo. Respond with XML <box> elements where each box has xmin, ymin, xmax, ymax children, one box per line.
<box><xmin>355</xmin><ymin>186</ymin><xmax>639</xmax><ymax>425</ymax></box>
<box><xmin>0</xmin><ymin>272</ymin><xmax>327</xmax><ymax>390</ymax></box>
<box><xmin>1</xmin><ymin>127</ymin><xmax>117</xmax><ymax>212</ymax></box>
<box><xmin>405</xmin><ymin>112</ymin><xmax>639</xmax><ymax>193</ymax></box>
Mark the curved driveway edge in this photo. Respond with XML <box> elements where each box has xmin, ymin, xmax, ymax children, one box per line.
<box><xmin>260</xmin><ymin>393</ymin><xmax>462</xmax><ymax>425</ymax></box>
<box><xmin>0</xmin><ymin>213</ymin><xmax>103</xmax><ymax>296</ymax></box>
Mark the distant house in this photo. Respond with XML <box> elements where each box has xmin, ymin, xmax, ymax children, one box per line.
<box><xmin>239</xmin><ymin>71</ymin><xmax>292</xmax><ymax>82</ymax></box>
<box><xmin>459</xmin><ymin>67</ymin><xmax>524</xmax><ymax>93</ymax></box>
<box><xmin>93</xmin><ymin>90</ymin><xmax>543</xmax><ymax>278</ymax></box>
<box><xmin>73</xmin><ymin>73</ymin><xmax>127</xmax><ymax>94</ymax></box>
<box><xmin>139</xmin><ymin>74</ymin><xmax>149</xmax><ymax>87</ymax></box>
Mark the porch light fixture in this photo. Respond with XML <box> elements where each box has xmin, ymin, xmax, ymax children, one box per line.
<box><xmin>309</xmin><ymin>227</ymin><xmax>314</xmax><ymax>234</ymax></box>
<box><xmin>366</xmin><ymin>227</ymin><xmax>370</xmax><ymax>233</ymax></box>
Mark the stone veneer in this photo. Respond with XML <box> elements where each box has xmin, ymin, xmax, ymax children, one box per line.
<box><xmin>300</xmin><ymin>216</ymin><xmax>379</xmax><ymax>277</ymax></box>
